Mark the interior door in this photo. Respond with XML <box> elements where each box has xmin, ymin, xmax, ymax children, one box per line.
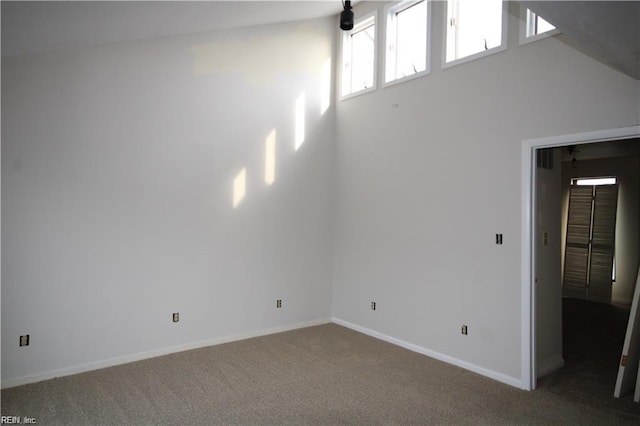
<box><xmin>562</xmin><ymin>183</ymin><xmax>618</xmax><ymax>303</ymax></box>
<box><xmin>535</xmin><ymin>148</ymin><xmax>563</xmax><ymax>379</ymax></box>
<box><xmin>614</xmin><ymin>265</ymin><xmax>640</xmax><ymax>399</ymax></box>
<box><xmin>588</xmin><ymin>185</ymin><xmax>618</xmax><ymax>302</ymax></box>
<box><xmin>563</xmin><ymin>186</ymin><xmax>593</xmax><ymax>298</ymax></box>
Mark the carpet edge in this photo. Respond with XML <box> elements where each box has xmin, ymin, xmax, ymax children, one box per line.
<box><xmin>1</xmin><ymin>317</ymin><xmax>332</xmax><ymax>389</ymax></box>
<box><xmin>331</xmin><ymin>317</ymin><xmax>525</xmax><ymax>389</ymax></box>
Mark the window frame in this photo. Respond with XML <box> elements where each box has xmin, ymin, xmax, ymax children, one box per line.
<box><xmin>519</xmin><ymin>7</ymin><xmax>560</xmax><ymax>46</ymax></box>
<box><xmin>571</xmin><ymin>177</ymin><xmax>617</xmax><ymax>186</ymax></box>
<box><xmin>383</xmin><ymin>0</ymin><xmax>431</xmax><ymax>88</ymax></box>
<box><xmin>340</xmin><ymin>10</ymin><xmax>378</xmax><ymax>100</ymax></box>
<box><xmin>442</xmin><ymin>0</ymin><xmax>508</xmax><ymax>69</ymax></box>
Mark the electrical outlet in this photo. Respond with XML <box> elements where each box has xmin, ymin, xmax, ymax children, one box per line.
<box><xmin>172</xmin><ymin>313</ymin><xmax>179</xmax><ymax>323</ymax></box>
<box><xmin>461</xmin><ymin>325</ymin><xmax>468</xmax><ymax>335</ymax></box>
<box><xmin>543</xmin><ymin>232</ymin><xmax>549</xmax><ymax>246</ymax></box>
<box><xmin>276</xmin><ymin>299</ymin><xmax>282</xmax><ymax>308</ymax></box>
<box><xmin>371</xmin><ymin>301</ymin><xmax>376</xmax><ymax>311</ymax></box>
<box><xmin>20</xmin><ymin>335</ymin><xmax>30</xmax><ymax>346</ymax></box>
<box><xmin>495</xmin><ymin>234</ymin><xmax>503</xmax><ymax>245</ymax></box>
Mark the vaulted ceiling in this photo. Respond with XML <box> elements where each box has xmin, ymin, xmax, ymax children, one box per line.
<box><xmin>1</xmin><ymin>1</ymin><xmax>344</xmax><ymax>58</ymax></box>
<box><xmin>2</xmin><ymin>1</ymin><xmax>639</xmax><ymax>80</ymax></box>
<box><xmin>521</xmin><ymin>1</ymin><xmax>639</xmax><ymax>79</ymax></box>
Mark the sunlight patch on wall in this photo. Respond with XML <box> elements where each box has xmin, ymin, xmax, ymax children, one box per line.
<box><xmin>265</xmin><ymin>129</ymin><xmax>276</xmax><ymax>186</ymax></box>
<box><xmin>295</xmin><ymin>92</ymin><xmax>306</xmax><ymax>151</ymax></box>
<box><xmin>321</xmin><ymin>58</ymin><xmax>331</xmax><ymax>115</ymax></box>
<box><xmin>233</xmin><ymin>167</ymin><xmax>247</xmax><ymax>208</ymax></box>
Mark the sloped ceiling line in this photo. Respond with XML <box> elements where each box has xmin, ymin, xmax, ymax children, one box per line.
<box><xmin>520</xmin><ymin>1</ymin><xmax>640</xmax><ymax>80</ymax></box>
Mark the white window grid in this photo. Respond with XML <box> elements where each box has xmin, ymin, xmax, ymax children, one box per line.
<box><xmin>341</xmin><ymin>11</ymin><xmax>377</xmax><ymax>100</ymax></box>
<box><xmin>384</xmin><ymin>0</ymin><xmax>430</xmax><ymax>87</ymax></box>
<box><xmin>443</xmin><ymin>0</ymin><xmax>508</xmax><ymax>69</ymax></box>
<box><xmin>519</xmin><ymin>7</ymin><xmax>560</xmax><ymax>45</ymax></box>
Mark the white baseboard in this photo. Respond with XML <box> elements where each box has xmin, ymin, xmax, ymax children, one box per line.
<box><xmin>332</xmin><ymin>317</ymin><xmax>525</xmax><ymax>389</ymax></box>
<box><xmin>537</xmin><ymin>354</ymin><xmax>565</xmax><ymax>378</ymax></box>
<box><xmin>1</xmin><ymin>318</ymin><xmax>331</xmax><ymax>389</ymax></box>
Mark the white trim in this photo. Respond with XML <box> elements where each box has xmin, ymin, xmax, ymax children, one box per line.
<box><xmin>442</xmin><ymin>44</ymin><xmax>507</xmax><ymax>70</ymax></box>
<box><xmin>332</xmin><ymin>317</ymin><xmax>524</xmax><ymax>389</ymax></box>
<box><xmin>382</xmin><ymin>0</ymin><xmax>431</xmax><ymax>88</ymax></box>
<box><xmin>339</xmin><ymin>10</ymin><xmax>378</xmax><ymax>101</ymax></box>
<box><xmin>521</xmin><ymin>139</ymin><xmax>535</xmax><ymax>390</ymax></box>
<box><xmin>442</xmin><ymin>0</ymin><xmax>508</xmax><ymax>70</ymax></box>
<box><xmin>518</xmin><ymin>5</ymin><xmax>561</xmax><ymax>46</ymax></box>
<box><xmin>518</xmin><ymin>6</ymin><xmax>560</xmax><ymax>46</ymax></box>
<box><xmin>339</xmin><ymin>84</ymin><xmax>377</xmax><ymax>101</ymax></box>
<box><xmin>1</xmin><ymin>318</ymin><xmax>331</xmax><ymax>389</ymax></box>
<box><xmin>521</xmin><ymin>125</ymin><xmax>640</xmax><ymax>391</ymax></box>
<box><xmin>520</xmin><ymin>28</ymin><xmax>561</xmax><ymax>46</ymax></box>
<box><xmin>383</xmin><ymin>69</ymin><xmax>430</xmax><ymax>89</ymax></box>
<box><xmin>537</xmin><ymin>354</ymin><xmax>564</xmax><ymax>378</ymax></box>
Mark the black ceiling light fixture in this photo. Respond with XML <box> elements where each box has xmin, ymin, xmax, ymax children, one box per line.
<box><xmin>340</xmin><ymin>1</ymin><xmax>354</xmax><ymax>31</ymax></box>
<box><xmin>568</xmin><ymin>145</ymin><xmax>579</xmax><ymax>168</ymax></box>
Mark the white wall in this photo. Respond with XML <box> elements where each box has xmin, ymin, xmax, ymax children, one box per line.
<box><xmin>3</xmin><ymin>1</ymin><xmax>640</xmax><ymax>391</ymax></box>
<box><xmin>2</xmin><ymin>18</ymin><xmax>336</xmax><ymax>386</ymax></box>
<box><xmin>332</xmin><ymin>1</ymin><xmax>640</xmax><ymax>384</ymax></box>
<box><xmin>561</xmin><ymin>153</ymin><xmax>640</xmax><ymax>305</ymax></box>
<box><xmin>535</xmin><ymin>148</ymin><xmax>563</xmax><ymax>378</ymax></box>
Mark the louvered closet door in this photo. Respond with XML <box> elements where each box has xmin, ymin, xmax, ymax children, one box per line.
<box><xmin>588</xmin><ymin>185</ymin><xmax>618</xmax><ymax>303</ymax></box>
<box><xmin>563</xmin><ymin>186</ymin><xmax>593</xmax><ymax>298</ymax></box>
<box><xmin>562</xmin><ymin>183</ymin><xmax>618</xmax><ymax>302</ymax></box>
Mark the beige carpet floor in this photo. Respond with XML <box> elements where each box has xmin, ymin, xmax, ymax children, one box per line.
<box><xmin>2</xmin><ymin>323</ymin><xmax>639</xmax><ymax>425</ymax></box>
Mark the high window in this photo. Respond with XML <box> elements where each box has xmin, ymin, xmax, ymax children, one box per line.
<box><xmin>384</xmin><ymin>0</ymin><xmax>429</xmax><ymax>85</ymax></box>
<box><xmin>525</xmin><ymin>9</ymin><xmax>555</xmax><ymax>38</ymax></box>
<box><xmin>445</xmin><ymin>0</ymin><xmax>505</xmax><ymax>66</ymax></box>
<box><xmin>521</xmin><ymin>8</ymin><xmax>558</xmax><ymax>44</ymax></box>
<box><xmin>341</xmin><ymin>12</ymin><xmax>377</xmax><ymax>98</ymax></box>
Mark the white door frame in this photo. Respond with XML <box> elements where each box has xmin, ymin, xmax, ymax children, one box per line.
<box><xmin>521</xmin><ymin>125</ymin><xmax>640</xmax><ymax>390</ymax></box>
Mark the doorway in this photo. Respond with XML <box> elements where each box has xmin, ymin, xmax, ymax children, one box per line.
<box><xmin>520</xmin><ymin>125</ymin><xmax>640</xmax><ymax>391</ymax></box>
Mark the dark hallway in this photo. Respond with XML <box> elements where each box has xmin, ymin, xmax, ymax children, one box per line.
<box><xmin>538</xmin><ymin>298</ymin><xmax>639</xmax><ymax>417</ymax></box>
